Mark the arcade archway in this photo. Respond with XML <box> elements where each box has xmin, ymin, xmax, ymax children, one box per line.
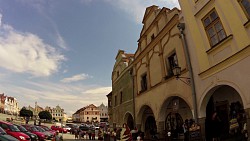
<box><xmin>202</xmin><ymin>85</ymin><xmax>246</xmax><ymax>140</ymax></box>
<box><xmin>124</xmin><ymin>112</ymin><xmax>134</xmax><ymax>130</ymax></box>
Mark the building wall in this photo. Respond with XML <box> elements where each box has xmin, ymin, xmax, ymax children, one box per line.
<box><xmin>99</xmin><ymin>104</ymin><xmax>108</xmax><ymax>121</ymax></box>
<box><xmin>178</xmin><ymin>0</ymin><xmax>250</xmax><ymax>138</ymax></box>
<box><xmin>83</xmin><ymin>104</ymin><xmax>100</xmax><ymax>123</ymax></box>
<box><xmin>110</xmin><ymin>50</ymin><xmax>134</xmax><ymax>129</ymax></box>
<box><xmin>178</xmin><ymin>0</ymin><xmax>250</xmax><ymax>118</ymax></box>
<box><xmin>133</xmin><ymin>6</ymin><xmax>194</xmax><ymax>137</ymax></box>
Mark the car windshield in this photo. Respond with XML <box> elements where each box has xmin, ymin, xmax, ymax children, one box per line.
<box><xmin>41</xmin><ymin>126</ymin><xmax>50</xmax><ymax>131</ymax></box>
<box><xmin>30</xmin><ymin>127</ymin><xmax>39</xmax><ymax>132</ymax></box>
<box><xmin>9</xmin><ymin>125</ymin><xmax>20</xmax><ymax>132</ymax></box>
<box><xmin>17</xmin><ymin>125</ymin><xmax>28</xmax><ymax>132</ymax></box>
<box><xmin>0</xmin><ymin>127</ymin><xmax>6</xmax><ymax>134</ymax></box>
<box><xmin>35</xmin><ymin>126</ymin><xmax>45</xmax><ymax>132</ymax></box>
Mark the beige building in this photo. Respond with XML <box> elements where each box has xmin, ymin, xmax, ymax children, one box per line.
<box><xmin>80</xmin><ymin>104</ymin><xmax>100</xmax><ymax>123</ymax></box>
<box><xmin>110</xmin><ymin>5</ymin><xmax>194</xmax><ymax>139</ymax></box>
<box><xmin>4</xmin><ymin>96</ymin><xmax>19</xmax><ymax>115</ymax></box>
<box><xmin>178</xmin><ymin>0</ymin><xmax>250</xmax><ymax>139</ymax></box>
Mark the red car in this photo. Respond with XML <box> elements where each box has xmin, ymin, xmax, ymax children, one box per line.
<box><xmin>50</xmin><ymin>125</ymin><xmax>67</xmax><ymax>133</ymax></box>
<box><xmin>21</xmin><ymin>125</ymin><xmax>46</xmax><ymax>141</ymax></box>
<box><xmin>0</xmin><ymin>121</ymin><xmax>30</xmax><ymax>141</ymax></box>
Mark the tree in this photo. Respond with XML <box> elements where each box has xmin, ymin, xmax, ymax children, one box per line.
<box><xmin>19</xmin><ymin>107</ymin><xmax>33</xmax><ymax>117</ymax></box>
<box><xmin>38</xmin><ymin>111</ymin><xmax>52</xmax><ymax>120</ymax></box>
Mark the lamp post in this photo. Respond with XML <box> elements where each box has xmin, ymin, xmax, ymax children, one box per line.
<box><xmin>176</xmin><ymin>23</ymin><xmax>198</xmax><ymax>123</ymax></box>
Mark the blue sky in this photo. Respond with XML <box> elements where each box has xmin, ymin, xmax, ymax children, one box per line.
<box><xmin>0</xmin><ymin>0</ymin><xmax>179</xmax><ymax>115</ymax></box>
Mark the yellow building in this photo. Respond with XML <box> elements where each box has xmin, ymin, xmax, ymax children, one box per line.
<box><xmin>133</xmin><ymin>6</ymin><xmax>193</xmax><ymax>139</ymax></box>
<box><xmin>179</xmin><ymin>0</ymin><xmax>250</xmax><ymax>139</ymax></box>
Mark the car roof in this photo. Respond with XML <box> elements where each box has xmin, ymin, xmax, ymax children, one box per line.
<box><xmin>0</xmin><ymin>121</ymin><xmax>13</xmax><ymax>125</ymax></box>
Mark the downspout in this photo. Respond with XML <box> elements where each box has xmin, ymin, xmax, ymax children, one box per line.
<box><xmin>130</xmin><ymin>68</ymin><xmax>136</xmax><ymax>129</ymax></box>
<box><xmin>177</xmin><ymin>23</ymin><xmax>198</xmax><ymax>123</ymax></box>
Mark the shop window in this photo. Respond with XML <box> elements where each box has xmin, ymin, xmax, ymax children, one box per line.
<box><xmin>166</xmin><ymin>52</ymin><xmax>178</xmax><ymax>78</ymax></box>
<box><xmin>140</xmin><ymin>73</ymin><xmax>148</xmax><ymax>92</ymax></box>
<box><xmin>202</xmin><ymin>9</ymin><xmax>226</xmax><ymax>47</ymax></box>
<box><xmin>239</xmin><ymin>0</ymin><xmax>250</xmax><ymax>19</ymax></box>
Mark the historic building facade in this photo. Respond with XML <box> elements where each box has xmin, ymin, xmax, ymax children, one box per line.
<box><xmin>178</xmin><ymin>0</ymin><xmax>250</xmax><ymax>139</ymax></box>
<box><xmin>98</xmin><ymin>103</ymin><xmax>108</xmax><ymax>122</ymax></box>
<box><xmin>110</xmin><ymin>50</ymin><xmax>135</xmax><ymax>129</ymax></box>
<box><xmin>132</xmin><ymin>6</ymin><xmax>194</xmax><ymax>139</ymax></box>
<box><xmin>0</xmin><ymin>93</ymin><xmax>6</xmax><ymax>113</ymax></box>
<box><xmin>4</xmin><ymin>96</ymin><xmax>19</xmax><ymax>115</ymax></box>
<box><xmin>80</xmin><ymin>104</ymin><xmax>100</xmax><ymax>123</ymax></box>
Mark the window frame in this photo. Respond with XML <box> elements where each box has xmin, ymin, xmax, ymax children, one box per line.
<box><xmin>202</xmin><ymin>9</ymin><xmax>227</xmax><ymax>47</ymax></box>
<box><xmin>140</xmin><ymin>73</ymin><xmax>148</xmax><ymax>93</ymax></box>
<box><xmin>120</xmin><ymin>91</ymin><xmax>123</xmax><ymax>104</ymax></box>
<box><xmin>165</xmin><ymin>52</ymin><xmax>178</xmax><ymax>78</ymax></box>
<box><xmin>238</xmin><ymin>0</ymin><xmax>250</xmax><ymax>19</ymax></box>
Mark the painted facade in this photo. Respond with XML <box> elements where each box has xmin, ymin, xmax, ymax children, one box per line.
<box><xmin>4</xmin><ymin>96</ymin><xmax>19</xmax><ymax>115</ymax></box>
<box><xmin>51</xmin><ymin>105</ymin><xmax>65</xmax><ymax>121</ymax></box>
<box><xmin>133</xmin><ymin>6</ymin><xmax>194</xmax><ymax>139</ymax></box>
<box><xmin>110</xmin><ymin>50</ymin><xmax>135</xmax><ymax>129</ymax></box>
<box><xmin>80</xmin><ymin>104</ymin><xmax>100</xmax><ymax>123</ymax></box>
<box><xmin>0</xmin><ymin>93</ymin><xmax>6</xmax><ymax>113</ymax></box>
<box><xmin>179</xmin><ymin>0</ymin><xmax>250</xmax><ymax>140</ymax></box>
<box><xmin>98</xmin><ymin>103</ymin><xmax>108</xmax><ymax>122</ymax></box>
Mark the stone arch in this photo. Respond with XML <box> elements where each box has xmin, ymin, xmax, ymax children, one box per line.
<box><xmin>123</xmin><ymin>112</ymin><xmax>134</xmax><ymax>130</ymax></box>
<box><xmin>199</xmin><ymin>83</ymin><xmax>245</xmax><ymax>118</ymax></box>
<box><xmin>200</xmin><ymin>84</ymin><xmax>246</xmax><ymax>140</ymax></box>
<box><xmin>158</xmin><ymin>95</ymin><xmax>193</xmax><ymax>121</ymax></box>
<box><xmin>136</xmin><ymin>105</ymin><xmax>156</xmax><ymax>138</ymax></box>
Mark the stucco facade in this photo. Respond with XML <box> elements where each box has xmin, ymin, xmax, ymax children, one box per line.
<box><xmin>132</xmin><ymin>6</ymin><xmax>194</xmax><ymax>139</ymax></box>
<box><xmin>179</xmin><ymin>0</ymin><xmax>250</xmax><ymax>139</ymax></box>
<box><xmin>110</xmin><ymin>50</ymin><xmax>135</xmax><ymax>129</ymax></box>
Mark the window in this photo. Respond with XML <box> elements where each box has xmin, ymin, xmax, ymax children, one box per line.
<box><xmin>120</xmin><ymin>91</ymin><xmax>123</xmax><ymax>104</ymax></box>
<box><xmin>239</xmin><ymin>0</ymin><xmax>250</xmax><ymax>18</ymax></box>
<box><xmin>202</xmin><ymin>9</ymin><xmax>226</xmax><ymax>46</ymax></box>
<box><xmin>117</xmin><ymin>71</ymin><xmax>120</xmax><ymax>77</ymax></box>
<box><xmin>151</xmin><ymin>34</ymin><xmax>155</xmax><ymax>41</ymax></box>
<box><xmin>108</xmin><ymin>100</ymin><xmax>112</xmax><ymax>107</ymax></box>
<box><xmin>141</xmin><ymin>73</ymin><xmax>148</xmax><ymax>92</ymax></box>
<box><xmin>115</xmin><ymin>96</ymin><xmax>117</xmax><ymax>106</ymax></box>
<box><xmin>166</xmin><ymin>52</ymin><xmax>178</xmax><ymax>77</ymax></box>
<box><xmin>87</xmin><ymin>117</ymin><xmax>89</xmax><ymax>119</ymax></box>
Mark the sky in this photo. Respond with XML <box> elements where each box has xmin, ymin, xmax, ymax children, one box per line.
<box><xmin>0</xmin><ymin>0</ymin><xmax>179</xmax><ymax>116</ymax></box>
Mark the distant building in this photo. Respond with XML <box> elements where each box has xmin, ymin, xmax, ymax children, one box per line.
<box><xmin>51</xmin><ymin>105</ymin><xmax>64</xmax><ymax>122</ymax></box>
<box><xmin>81</xmin><ymin>104</ymin><xmax>100</xmax><ymax>123</ymax></box>
<box><xmin>98</xmin><ymin>103</ymin><xmax>108</xmax><ymax>122</ymax></box>
<box><xmin>73</xmin><ymin>104</ymin><xmax>101</xmax><ymax>123</ymax></box>
<box><xmin>4</xmin><ymin>96</ymin><xmax>19</xmax><ymax>115</ymax></box>
<box><xmin>0</xmin><ymin>93</ymin><xmax>6</xmax><ymax>113</ymax></box>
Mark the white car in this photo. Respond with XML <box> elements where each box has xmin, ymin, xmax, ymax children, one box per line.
<box><xmin>63</xmin><ymin>126</ymin><xmax>71</xmax><ymax>132</ymax></box>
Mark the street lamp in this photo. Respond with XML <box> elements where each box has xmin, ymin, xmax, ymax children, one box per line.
<box><xmin>172</xmin><ymin>66</ymin><xmax>191</xmax><ymax>85</ymax></box>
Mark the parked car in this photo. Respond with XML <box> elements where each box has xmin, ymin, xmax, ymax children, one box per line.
<box><xmin>14</xmin><ymin>124</ymin><xmax>38</xmax><ymax>141</ymax></box>
<box><xmin>0</xmin><ymin>126</ymin><xmax>19</xmax><ymax>141</ymax></box>
<box><xmin>0</xmin><ymin>121</ymin><xmax>30</xmax><ymax>141</ymax></box>
<box><xmin>62</xmin><ymin>125</ymin><xmax>71</xmax><ymax>132</ymax></box>
<box><xmin>50</xmin><ymin>125</ymin><xmax>67</xmax><ymax>133</ymax></box>
<box><xmin>37</xmin><ymin>125</ymin><xmax>56</xmax><ymax>136</ymax></box>
<box><xmin>79</xmin><ymin>124</ymin><xmax>89</xmax><ymax>131</ymax></box>
<box><xmin>21</xmin><ymin>125</ymin><xmax>46</xmax><ymax>141</ymax></box>
<box><xmin>65</xmin><ymin>124</ymin><xmax>78</xmax><ymax>134</ymax></box>
<box><xmin>34</xmin><ymin>126</ymin><xmax>54</xmax><ymax>140</ymax></box>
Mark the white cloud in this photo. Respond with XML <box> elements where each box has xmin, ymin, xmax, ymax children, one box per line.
<box><xmin>84</xmin><ymin>87</ymin><xmax>112</xmax><ymax>94</ymax></box>
<box><xmin>61</xmin><ymin>73</ymin><xmax>92</xmax><ymax>83</ymax></box>
<box><xmin>0</xmin><ymin>16</ymin><xmax>65</xmax><ymax>77</ymax></box>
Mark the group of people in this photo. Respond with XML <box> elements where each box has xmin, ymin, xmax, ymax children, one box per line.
<box><xmin>74</xmin><ymin>128</ymin><xmax>97</xmax><ymax>140</ymax></box>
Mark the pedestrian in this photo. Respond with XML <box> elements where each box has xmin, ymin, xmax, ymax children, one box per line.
<box><xmin>211</xmin><ymin>112</ymin><xmax>221</xmax><ymax>141</ymax></box>
<box><xmin>74</xmin><ymin>128</ymin><xmax>79</xmax><ymax>139</ymax></box>
<box><xmin>183</xmin><ymin>119</ymin><xmax>189</xmax><ymax>141</ymax></box>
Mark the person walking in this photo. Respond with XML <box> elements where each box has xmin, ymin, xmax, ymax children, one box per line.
<box><xmin>211</xmin><ymin>112</ymin><xmax>221</xmax><ymax>141</ymax></box>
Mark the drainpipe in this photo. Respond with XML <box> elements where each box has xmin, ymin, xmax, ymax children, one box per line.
<box><xmin>130</xmin><ymin>68</ymin><xmax>136</xmax><ymax>129</ymax></box>
<box><xmin>177</xmin><ymin>23</ymin><xmax>198</xmax><ymax>123</ymax></box>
